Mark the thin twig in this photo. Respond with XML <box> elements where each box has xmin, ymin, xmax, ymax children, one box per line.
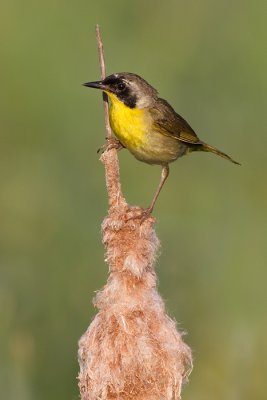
<box><xmin>95</xmin><ymin>25</ymin><xmax>125</xmax><ymax>208</ymax></box>
<box><xmin>95</xmin><ymin>25</ymin><xmax>112</xmax><ymax>140</ymax></box>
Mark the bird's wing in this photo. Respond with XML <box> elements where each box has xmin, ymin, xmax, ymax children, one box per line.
<box><xmin>150</xmin><ymin>98</ymin><xmax>202</xmax><ymax>145</ymax></box>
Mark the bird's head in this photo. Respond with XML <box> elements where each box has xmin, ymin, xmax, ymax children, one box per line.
<box><xmin>83</xmin><ymin>72</ymin><xmax>158</xmax><ymax>109</ymax></box>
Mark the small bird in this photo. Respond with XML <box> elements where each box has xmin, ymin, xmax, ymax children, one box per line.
<box><xmin>83</xmin><ymin>72</ymin><xmax>240</xmax><ymax>214</ymax></box>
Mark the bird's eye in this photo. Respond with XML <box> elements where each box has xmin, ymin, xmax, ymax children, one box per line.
<box><xmin>117</xmin><ymin>82</ymin><xmax>126</xmax><ymax>91</ymax></box>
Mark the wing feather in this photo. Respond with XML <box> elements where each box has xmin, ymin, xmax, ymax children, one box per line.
<box><xmin>150</xmin><ymin>98</ymin><xmax>202</xmax><ymax>145</ymax></box>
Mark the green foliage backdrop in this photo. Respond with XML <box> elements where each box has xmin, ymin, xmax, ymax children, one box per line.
<box><xmin>1</xmin><ymin>1</ymin><xmax>266</xmax><ymax>399</ymax></box>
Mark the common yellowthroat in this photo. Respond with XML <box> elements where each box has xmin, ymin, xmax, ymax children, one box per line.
<box><xmin>83</xmin><ymin>73</ymin><xmax>240</xmax><ymax>213</ymax></box>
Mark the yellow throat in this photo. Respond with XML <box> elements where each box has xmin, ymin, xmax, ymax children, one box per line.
<box><xmin>106</xmin><ymin>92</ymin><xmax>148</xmax><ymax>151</ymax></box>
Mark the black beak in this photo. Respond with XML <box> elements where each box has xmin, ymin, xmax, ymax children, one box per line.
<box><xmin>82</xmin><ymin>80</ymin><xmax>104</xmax><ymax>90</ymax></box>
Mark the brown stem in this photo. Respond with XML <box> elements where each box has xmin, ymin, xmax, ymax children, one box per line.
<box><xmin>95</xmin><ymin>25</ymin><xmax>112</xmax><ymax>140</ymax></box>
<box><xmin>95</xmin><ymin>24</ymin><xmax>126</xmax><ymax>210</ymax></box>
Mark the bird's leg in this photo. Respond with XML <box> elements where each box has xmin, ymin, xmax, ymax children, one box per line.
<box><xmin>124</xmin><ymin>165</ymin><xmax>169</xmax><ymax>223</ymax></box>
<box><xmin>144</xmin><ymin>164</ymin><xmax>169</xmax><ymax>215</ymax></box>
<box><xmin>97</xmin><ymin>137</ymin><xmax>124</xmax><ymax>154</ymax></box>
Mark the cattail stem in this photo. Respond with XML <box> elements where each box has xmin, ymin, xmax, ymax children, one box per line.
<box><xmin>95</xmin><ymin>24</ymin><xmax>126</xmax><ymax>209</ymax></box>
<box><xmin>78</xmin><ymin>25</ymin><xmax>192</xmax><ymax>400</ymax></box>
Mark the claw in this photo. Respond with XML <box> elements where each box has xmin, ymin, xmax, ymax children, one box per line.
<box><xmin>125</xmin><ymin>206</ymin><xmax>154</xmax><ymax>224</ymax></box>
<box><xmin>139</xmin><ymin>207</ymin><xmax>154</xmax><ymax>223</ymax></box>
<box><xmin>97</xmin><ymin>137</ymin><xmax>124</xmax><ymax>154</ymax></box>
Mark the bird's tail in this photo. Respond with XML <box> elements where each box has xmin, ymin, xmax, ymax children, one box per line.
<box><xmin>200</xmin><ymin>142</ymin><xmax>241</xmax><ymax>165</ymax></box>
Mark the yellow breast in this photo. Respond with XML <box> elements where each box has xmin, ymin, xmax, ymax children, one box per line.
<box><xmin>106</xmin><ymin>92</ymin><xmax>182</xmax><ymax>165</ymax></box>
<box><xmin>107</xmin><ymin>92</ymin><xmax>148</xmax><ymax>151</ymax></box>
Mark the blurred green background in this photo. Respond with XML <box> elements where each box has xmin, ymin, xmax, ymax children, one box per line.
<box><xmin>1</xmin><ymin>0</ymin><xmax>266</xmax><ymax>399</ymax></box>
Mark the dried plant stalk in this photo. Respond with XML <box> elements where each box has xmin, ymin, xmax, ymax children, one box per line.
<box><xmin>78</xmin><ymin>25</ymin><xmax>192</xmax><ymax>400</ymax></box>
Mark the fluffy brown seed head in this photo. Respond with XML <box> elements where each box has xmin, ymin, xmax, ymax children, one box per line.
<box><xmin>78</xmin><ymin>206</ymin><xmax>192</xmax><ymax>400</ymax></box>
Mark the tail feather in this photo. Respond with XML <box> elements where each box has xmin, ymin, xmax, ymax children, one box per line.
<box><xmin>201</xmin><ymin>142</ymin><xmax>241</xmax><ymax>165</ymax></box>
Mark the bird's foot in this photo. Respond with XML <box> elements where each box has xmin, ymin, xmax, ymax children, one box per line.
<box><xmin>124</xmin><ymin>206</ymin><xmax>154</xmax><ymax>224</ymax></box>
<box><xmin>97</xmin><ymin>137</ymin><xmax>124</xmax><ymax>154</ymax></box>
<box><xmin>139</xmin><ymin>206</ymin><xmax>154</xmax><ymax>223</ymax></box>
